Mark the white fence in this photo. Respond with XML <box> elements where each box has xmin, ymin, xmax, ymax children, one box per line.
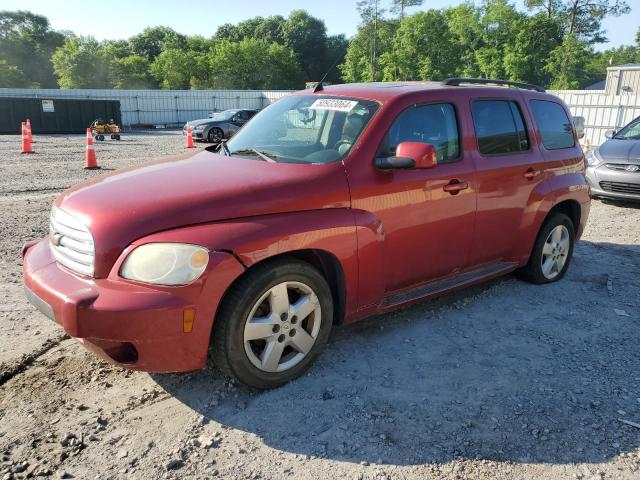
<box><xmin>0</xmin><ymin>88</ymin><xmax>292</xmax><ymax>126</ymax></box>
<box><xmin>551</xmin><ymin>90</ymin><xmax>640</xmax><ymax>147</ymax></box>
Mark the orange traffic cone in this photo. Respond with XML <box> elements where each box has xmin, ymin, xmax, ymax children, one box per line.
<box><xmin>84</xmin><ymin>128</ymin><xmax>99</xmax><ymax>169</ymax></box>
<box><xmin>186</xmin><ymin>125</ymin><xmax>195</xmax><ymax>148</ymax></box>
<box><xmin>26</xmin><ymin>118</ymin><xmax>33</xmax><ymax>143</ymax></box>
<box><xmin>21</xmin><ymin>122</ymin><xmax>33</xmax><ymax>154</ymax></box>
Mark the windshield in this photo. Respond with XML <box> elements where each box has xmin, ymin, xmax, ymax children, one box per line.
<box><xmin>225</xmin><ymin>95</ymin><xmax>379</xmax><ymax>164</ymax></box>
<box><xmin>614</xmin><ymin>117</ymin><xmax>640</xmax><ymax>140</ymax></box>
<box><xmin>209</xmin><ymin>111</ymin><xmax>235</xmax><ymax>121</ymax></box>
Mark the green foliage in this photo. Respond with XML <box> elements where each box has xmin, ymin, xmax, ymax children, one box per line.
<box><xmin>545</xmin><ymin>34</ymin><xmax>591</xmax><ymax>89</ymax></box>
<box><xmin>0</xmin><ymin>4</ymin><xmax>637</xmax><ymax>91</ymax></box>
<box><xmin>150</xmin><ymin>48</ymin><xmax>208</xmax><ymax>89</ymax></box>
<box><xmin>110</xmin><ymin>55</ymin><xmax>155</xmax><ymax>89</ymax></box>
<box><xmin>381</xmin><ymin>11</ymin><xmax>461</xmax><ymax>81</ymax></box>
<box><xmin>282</xmin><ymin>10</ymin><xmax>328</xmax><ymax>80</ymax></box>
<box><xmin>130</xmin><ymin>26</ymin><xmax>187</xmax><ymax>60</ymax></box>
<box><xmin>0</xmin><ymin>59</ymin><xmax>30</xmax><ymax>87</ymax></box>
<box><xmin>0</xmin><ymin>10</ymin><xmax>64</xmax><ymax>87</ymax></box>
<box><xmin>208</xmin><ymin>39</ymin><xmax>304</xmax><ymax>90</ymax></box>
<box><xmin>52</xmin><ymin>36</ymin><xmax>111</xmax><ymax>89</ymax></box>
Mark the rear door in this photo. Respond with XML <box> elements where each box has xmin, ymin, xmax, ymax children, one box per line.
<box><xmin>468</xmin><ymin>95</ymin><xmax>548</xmax><ymax>266</ymax></box>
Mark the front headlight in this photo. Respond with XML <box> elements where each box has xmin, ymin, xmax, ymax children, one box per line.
<box><xmin>120</xmin><ymin>243</ymin><xmax>209</xmax><ymax>285</ymax></box>
<box><xmin>193</xmin><ymin>125</ymin><xmax>206</xmax><ymax>132</ymax></box>
<box><xmin>586</xmin><ymin>148</ymin><xmax>603</xmax><ymax>167</ymax></box>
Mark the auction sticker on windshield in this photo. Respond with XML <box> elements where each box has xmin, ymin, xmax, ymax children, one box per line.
<box><xmin>309</xmin><ymin>99</ymin><xmax>358</xmax><ymax>112</ymax></box>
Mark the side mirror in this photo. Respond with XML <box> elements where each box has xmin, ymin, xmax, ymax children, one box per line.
<box><xmin>573</xmin><ymin>116</ymin><xmax>585</xmax><ymax>140</ymax></box>
<box><xmin>375</xmin><ymin>142</ymin><xmax>437</xmax><ymax>171</ymax></box>
<box><xmin>605</xmin><ymin>129</ymin><xmax>616</xmax><ymax>140</ymax></box>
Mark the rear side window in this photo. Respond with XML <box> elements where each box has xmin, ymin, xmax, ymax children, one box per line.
<box><xmin>471</xmin><ymin>100</ymin><xmax>529</xmax><ymax>155</ymax></box>
<box><xmin>380</xmin><ymin>103</ymin><xmax>460</xmax><ymax>164</ymax></box>
<box><xmin>530</xmin><ymin>100</ymin><xmax>575</xmax><ymax>149</ymax></box>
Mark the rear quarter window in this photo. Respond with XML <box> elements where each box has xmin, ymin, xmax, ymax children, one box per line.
<box><xmin>530</xmin><ymin>100</ymin><xmax>575</xmax><ymax>150</ymax></box>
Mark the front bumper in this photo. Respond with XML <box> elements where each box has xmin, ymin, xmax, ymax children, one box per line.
<box><xmin>585</xmin><ymin>165</ymin><xmax>640</xmax><ymax>201</ymax></box>
<box><xmin>22</xmin><ymin>239</ymin><xmax>244</xmax><ymax>372</ymax></box>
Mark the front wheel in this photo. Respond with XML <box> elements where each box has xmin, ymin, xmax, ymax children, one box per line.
<box><xmin>517</xmin><ymin>212</ymin><xmax>575</xmax><ymax>284</ymax></box>
<box><xmin>211</xmin><ymin>259</ymin><xmax>333</xmax><ymax>389</ymax></box>
<box><xmin>208</xmin><ymin>128</ymin><xmax>223</xmax><ymax>144</ymax></box>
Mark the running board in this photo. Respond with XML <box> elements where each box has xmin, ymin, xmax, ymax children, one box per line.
<box><xmin>383</xmin><ymin>262</ymin><xmax>516</xmax><ymax>307</ymax></box>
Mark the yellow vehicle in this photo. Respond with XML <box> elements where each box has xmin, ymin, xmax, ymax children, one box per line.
<box><xmin>90</xmin><ymin>118</ymin><xmax>121</xmax><ymax>141</ymax></box>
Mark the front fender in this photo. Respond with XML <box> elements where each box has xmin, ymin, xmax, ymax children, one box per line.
<box><xmin>133</xmin><ymin>209</ymin><xmax>375</xmax><ymax>321</ymax></box>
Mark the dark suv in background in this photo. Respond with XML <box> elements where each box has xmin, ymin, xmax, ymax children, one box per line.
<box><xmin>586</xmin><ymin>115</ymin><xmax>640</xmax><ymax>201</ymax></box>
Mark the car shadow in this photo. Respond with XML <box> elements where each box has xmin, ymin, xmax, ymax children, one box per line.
<box><xmin>152</xmin><ymin>240</ymin><xmax>640</xmax><ymax>466</ymax></box>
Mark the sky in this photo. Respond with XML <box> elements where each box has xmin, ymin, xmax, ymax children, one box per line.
<box><xmin>3</xmin><ymin>0</ymin><xmax>639</xmax><ymax>51</ymax></box>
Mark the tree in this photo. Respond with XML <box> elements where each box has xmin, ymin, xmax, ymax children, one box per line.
<box><xmin>0</xmin><ymin>10</ymin><xmax>64</xmax><ymax>87</ymax></box>
<box><xmin>566</xmin><ymin>0</ymin><xmax>629</xmax><ymax>42</ymax></box>
<box><xmin>390</xmin><ymin>0</ymin><xmax>424</xmax><ymax>20</ymax></box>
<box><xmin>475</xmin><ymin>0</ymin><xmax>524</xmax><ymax>79</ymax></box>
<box><xmin>51</xmin><ymin>36</ymin><xmax>111</xmax><ymax>88</ymax></box>
<box><xmin>545</xmin><ymin>34</ymin><xmax>592</xmax><ymax>89</ymax></box>
<box><xmin>283</xmin><ymin>10</ymin><xmax>328</xmax><ymax>80</ymax></box>
<box><xmin>110</xmin><ymin>55</ymin><xmax>155</xmax><ymax>89</ymax></box>
<box><xmin>208</xmin><ymin>39</ymin><xmax>304</xmax><ymax>90</ymax></box>
<box><xmin>356</xmin><ymin>0</ymin><xmax>386</xmax><ymax>81</ymax></box>
<box><xmin>150</xmin><ymin>48</ymin><xmax>208</xmax><ymax>89</ymax></box>
<box><xmin>130</xmin><ymin>26</ymin><xmax>186</xmax><ymax>60</ymax></box>
<box><xmin>381</xmin><ymin>10</ymin><xmax>461</xmax><ymax>81</ymax></box>
<box><xmin>444</xmin><ymin>3</ymin><xmax>484</xmax><ymax>77</ymax></box>
<box><xmin>504</xmin><ymin>13</ymin><xmax>564</xmax><ymax>85</ymax></box>
<box><xmin>0</xmin><ymin>59</ymin><xmax>30</xmax><ymax>87</ymax></box>
<box><xmin>340</xmin><ymin>18</ymin><xmax>397</xmax><ymax>82</ymax></box>
<box><xmin>324</xmin><ymin>34</ymin><xmax>349</xmax><ymax>83</ymax></box>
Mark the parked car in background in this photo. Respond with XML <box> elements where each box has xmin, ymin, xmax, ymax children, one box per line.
<box><xmin>586</xmin><ymin>115</ymin><xmax>640</xmax><ymax>201</ymax></box>
<box><xmin>183</xmin><ymin>109</ymin><xmax>258</xmax><ymax>143</ymax></box>
<box><xmin>23</xmin><ymin>79</ymin><xmax>590</xmax><ymax>389</ymax></box>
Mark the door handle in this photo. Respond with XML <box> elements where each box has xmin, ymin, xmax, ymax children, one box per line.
<box><xmin>523</xmin><ymin>168</ymin><xmax>541</xmax><ymax>180</ymax></box>
<box><xmin>443</xmin><ymin>179</ymin><xmax>469</xmax><ymax>195</ymax></box>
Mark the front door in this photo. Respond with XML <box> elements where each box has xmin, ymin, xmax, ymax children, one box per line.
<box><xmin>351</xmin><ymin>101</ymin><xmax>477</xmax><ymax>293</ymax></box>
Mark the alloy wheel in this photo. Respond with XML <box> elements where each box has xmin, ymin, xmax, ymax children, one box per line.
<box><xmin>243</xmin><ymin>281</ymin><xmax>322</xmax><ymax>373</ymax></box>
<box><xmin>541</xmin><ymin>225</ymin><xmax>570</xmax><ymax>280</ymax></box>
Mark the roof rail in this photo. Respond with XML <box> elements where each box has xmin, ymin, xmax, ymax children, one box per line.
<box><xmin>442</xmin><ymin>77</ymin><xmax>546</xmax><ymax>93</ymax></box>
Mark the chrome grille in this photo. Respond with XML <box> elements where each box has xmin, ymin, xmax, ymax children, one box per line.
<box><xmin>599</xmin><ymin>181</ymin><xmax>640</xmax><ymax>195</ymax></box>
<box><xmin>49</xmin><ymin>206</ymin><xmax>95</xmax><ymax>276</ymax></box>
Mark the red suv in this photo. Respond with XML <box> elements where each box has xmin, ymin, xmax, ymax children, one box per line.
<box><xmin>22</xmin><ymin>79</ymin><xmax>590</xmax><ymax>389</ymax></box>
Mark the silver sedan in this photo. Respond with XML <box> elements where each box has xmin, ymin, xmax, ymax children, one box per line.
<box><xmin>586</xmin><ymin>115</ymin><xmax>640</xmax><ymax>201</ymax></box>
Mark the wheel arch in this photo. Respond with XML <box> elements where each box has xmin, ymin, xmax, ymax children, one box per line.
<box><xmin>546</xmin><ymin>199</ymin><xmax>581</xmax><ymax>236</ymax></box>
<box><xmin>216</xmin><ymin>248</ymin><xmax>347</xmax><ymax>328</ymax></box>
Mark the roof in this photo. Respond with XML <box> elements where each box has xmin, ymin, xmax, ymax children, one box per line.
<box><xmin>607</xmin><ymin>64</ymin><xmax>640</xmax><ymax>70</ymax></box>
<box><xmin>300</xmin><ymin>80</ymin><xmax>548</xmax><ymax>102</ymax></box>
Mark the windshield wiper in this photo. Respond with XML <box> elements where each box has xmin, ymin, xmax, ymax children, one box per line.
<box><xmin>232</xmin><ymin>148</ymin><xmax>278</xmax><ymax>163</ymax></box>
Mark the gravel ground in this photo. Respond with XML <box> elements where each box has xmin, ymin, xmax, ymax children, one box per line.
<box><xmin>0</xmin><ymin>133</ymin><xmax>639</xmax><ymax>480</ymax></box>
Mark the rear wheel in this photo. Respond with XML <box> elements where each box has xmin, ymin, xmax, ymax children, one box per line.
<box><xmin>211</xmin><ymin>259</ymin><xmax>333</xmax><ymax>389</ymax></box>
<box><xmin>517</xmin><ymin>212</ymin><xmax>575</xmax><ymax>284</ymax></box>
<box><xmin>208</xmin><ymin>128</ymin><xmax>223</xmax><ymax>144</ymax></box>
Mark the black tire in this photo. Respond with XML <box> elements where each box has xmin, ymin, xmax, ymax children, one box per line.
<box><xmin>115</xmin><ymin>134</ymin><xmax>121</xmax><ymax>140</ymax></box>
<box><xmin>208</xmin><ymin>128</ymin><xmax>224</xmax><ymax>144</ymax></box>
<box><xmin>97</xmin><ymin>134</ymin><xmax>105</xmax><ymax>141</ymax></box>
<box><xmin>110</xmin><ymin>134</ymin><xmax>115</xmax><ymax>140</ymax></box>
<box><xmin>211</xmin><ymin>258</ymin><xmax>333</xmax><ymax>390</ymax></box>
<box><xmin>517</xmin><ymin>212</ymin><xmax>575</xmax><ymax>284</ymax></box>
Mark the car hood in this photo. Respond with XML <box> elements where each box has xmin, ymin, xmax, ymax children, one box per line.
<box><xmin>55</xmin><ymin>150</ymin><xmax>350</xmax><ymax>277</ymax></box>
<box><xmin>187</xmin><ymin>119</ymin><xmax>222</xmax><ymax>127</ymax></box>
<box><xmin>598</xmin><ymin>139</ymin><xmax>640</xmax><ymax>163</ymax></box>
